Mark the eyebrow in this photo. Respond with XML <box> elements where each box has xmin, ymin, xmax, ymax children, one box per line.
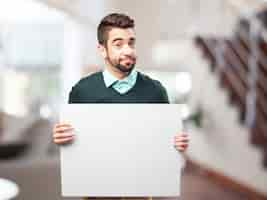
<box><xmin>112</xmin><ymin>38</ymin><xmax>123</xmax><ymax>43</ymax></box>
<box><xmin>112</xmin><ymin>37</ymin><xmax>136</xmax><ymax>43</ymax></box>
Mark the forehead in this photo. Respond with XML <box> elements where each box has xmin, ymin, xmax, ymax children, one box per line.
<box><xmin>107</xmin><ymin>28</ymin><xmax>135</xmax><ymax>42</ymax></box>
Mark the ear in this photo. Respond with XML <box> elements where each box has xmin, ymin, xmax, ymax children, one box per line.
<box><xmin>97</xmin><ymin>44</ymin><xmax>107</xmax><ymax>59</ymax></box>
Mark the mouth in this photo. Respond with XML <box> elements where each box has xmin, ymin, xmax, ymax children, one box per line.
<box><xmin>121</xmin><ymin>58</ymin><xmax>135</xmax><ymax>66</ymax></box>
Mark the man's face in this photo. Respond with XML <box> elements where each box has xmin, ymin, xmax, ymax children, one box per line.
<box><xmin>101</xmin><ymin>28</ymin><xmax>137</xmax><ymax>73</ymax></box>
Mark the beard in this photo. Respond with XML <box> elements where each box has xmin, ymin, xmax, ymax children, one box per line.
<box><xmin>107</xmin><ymin>56</ymin><xmax>136</xmax><ymax>74</ymax></box>
<box><xmin>115</xmin><ymin>63</ymin><xmax>135</xmax><ymax>73</ymax></box>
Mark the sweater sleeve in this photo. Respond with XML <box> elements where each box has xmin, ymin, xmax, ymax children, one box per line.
<box><xmin>159</xmin><ymin>85</ymin><xmax>170</xmax><ymax>103</ymax></box>
<box><xmin>68</xmin><ymin>86</ymin><xmax>80</xmax><ymax>104</ymax></box>
<box><xmin>154</xmin><ymin>80</ymin><xmax>170</xmax><ymax>103</ymax></box>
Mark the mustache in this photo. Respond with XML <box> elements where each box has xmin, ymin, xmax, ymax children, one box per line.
<box><xmin>119</xmin><ymin>56</ymin><xmax>136</xmax><ymax>62</ymax></box>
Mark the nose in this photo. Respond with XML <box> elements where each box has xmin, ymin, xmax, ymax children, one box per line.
<box><xmin>123</xmin><ymin>45</ymin><xmax>135</xmax><ymax>56</ymax></box>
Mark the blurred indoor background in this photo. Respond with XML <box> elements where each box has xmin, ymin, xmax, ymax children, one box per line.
<box><xmin>0</xmin><ymin>0</ymin><xmax>267</xmax><ymax>199</ymax></box>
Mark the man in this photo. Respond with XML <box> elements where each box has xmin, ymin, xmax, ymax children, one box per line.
<box><xmin>53</xmin><ymin>13</ymin><xmax>189</xmax><ymax>199</ymax></box>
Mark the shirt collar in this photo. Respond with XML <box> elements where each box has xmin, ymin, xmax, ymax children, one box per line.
<box><xmin>103</xmin><ymin>69</ymin><xmax>138</xmax><ymax>88</ymax></box>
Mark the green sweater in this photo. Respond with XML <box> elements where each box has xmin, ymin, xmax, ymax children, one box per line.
<box><xmin>68</xmin><ymin>71</ymin><xmax>169</xmax><ymax>103</ymax></box>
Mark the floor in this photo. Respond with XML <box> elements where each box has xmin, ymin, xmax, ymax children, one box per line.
<box><xmin>0</xmin><ymin>158</ymin><xmax>252</xmax><ymax>200</ymax></box>
<box><xmin>179</xmin><ymin>162</ymin><xmax>247</xmax><ymax>200</ymax></box>
<box><xmin>87</xmin><ymin>161</ymin><xmax>248</xmax><ymax>200</ymax></box>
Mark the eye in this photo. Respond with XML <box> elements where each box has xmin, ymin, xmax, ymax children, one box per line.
<box><xmin>129</xmin><ymin>41</ymin><xmax>135</xmax><ymax>47</ymax></box>
<box><xmin>114</xmin><ymin>42</ymin><xmax>123</xmax><ymax>48</ymax></box>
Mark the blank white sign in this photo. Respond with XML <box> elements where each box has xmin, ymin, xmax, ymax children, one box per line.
<box><xmin>60</xmin><ymin>104</ymin><xmax>183</xmax><ymax>197</ymax></box>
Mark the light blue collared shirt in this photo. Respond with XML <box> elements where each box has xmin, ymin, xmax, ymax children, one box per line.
<box><xmin>102</xmin><ymin>69</ymin><xmax>138</xmax><ymax>94</ymax></box>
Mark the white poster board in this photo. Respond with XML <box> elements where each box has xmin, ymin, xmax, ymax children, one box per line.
<box><xmin>60</xmin><ymin>104</ymin><xmax>183</xmax><ymax>197</ymax></box>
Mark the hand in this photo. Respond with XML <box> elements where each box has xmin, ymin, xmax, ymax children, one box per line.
<box><xmin>174</xmin><ymin>133</ymin><xmax>189</xmax><ymax>152</ymax></box>
<box><xmin>53</xmin><ymin>122</ymin><xmax>75</xmax><ymax>145</ymax></box>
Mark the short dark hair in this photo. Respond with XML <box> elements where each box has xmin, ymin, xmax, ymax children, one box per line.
<box><xmin>97</xmin><ymin>13</ymin><xmax>135</xmax><ymax>45</ymax></box>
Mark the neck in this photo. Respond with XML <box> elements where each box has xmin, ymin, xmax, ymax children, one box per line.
<box><xmin>106</xmin><ymin>65</ymin><xmax>130</xmax><ymax>80</ymax></box>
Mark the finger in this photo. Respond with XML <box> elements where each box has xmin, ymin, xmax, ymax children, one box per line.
<box><xmin>53</xmin><ymin>125</ymin><xmax>73</xmax><ymax>133</ymax></box>
<box><xmin>174</xmin><ymin>134</ymin><xmax>189</xmax><ymax>139</ymax></box>
<box><xmin>54</xmin><ymin>127</ymin><xmax>74</xmax><ymax>133</ymax></box>
<box><xmin>55</xmin><ymin>123</ymin><xmax>72</xmax><ymax>128</ymax></box>
<box><xmin>54</xmin><ymin>137</ymin><xmax>74</xmax><ymax>144</ymax></box>
<box><xmin>175</xmin><ymin>144</ymin><xmax>188</xmax><ymax>150</ymax></box>
<box><xmin>175</xmin><ymin>143</ymin><xmax>188</xmax><ymax>148</ymax></box>
<box><xmin>175</xmin><ymin>134</ymin><xmax>189</xmax><ymax>138</ymax></box>
<box><xmin>175</xmin><ymin>136</ymin><xmax>189</xmax><ymax>140</ymax></box>
<box><xmin>175</xmin><ymin>138</ymin><xmax>189</xmax><ymax>142</ymax></box>
<box><xmin>53</xmin><ymin>132</ymin><xmax>75</xmax><ymax>139</ymax></box>
<box><xmin>175</xmin><ymin>141</ymin><xmax>189</xmax><ymax>145</ymax></box>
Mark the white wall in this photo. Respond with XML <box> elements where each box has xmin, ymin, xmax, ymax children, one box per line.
<box><xmin>185</xmin><ymin>39</ymin><xmax>267</xmax><ymax>196</ymax></box>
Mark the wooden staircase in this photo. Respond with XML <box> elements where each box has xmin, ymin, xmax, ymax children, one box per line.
<box><xmin>194</xmin><ymin>11</ymin><xmax>267</xmax><ymax>168</ymax></box>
